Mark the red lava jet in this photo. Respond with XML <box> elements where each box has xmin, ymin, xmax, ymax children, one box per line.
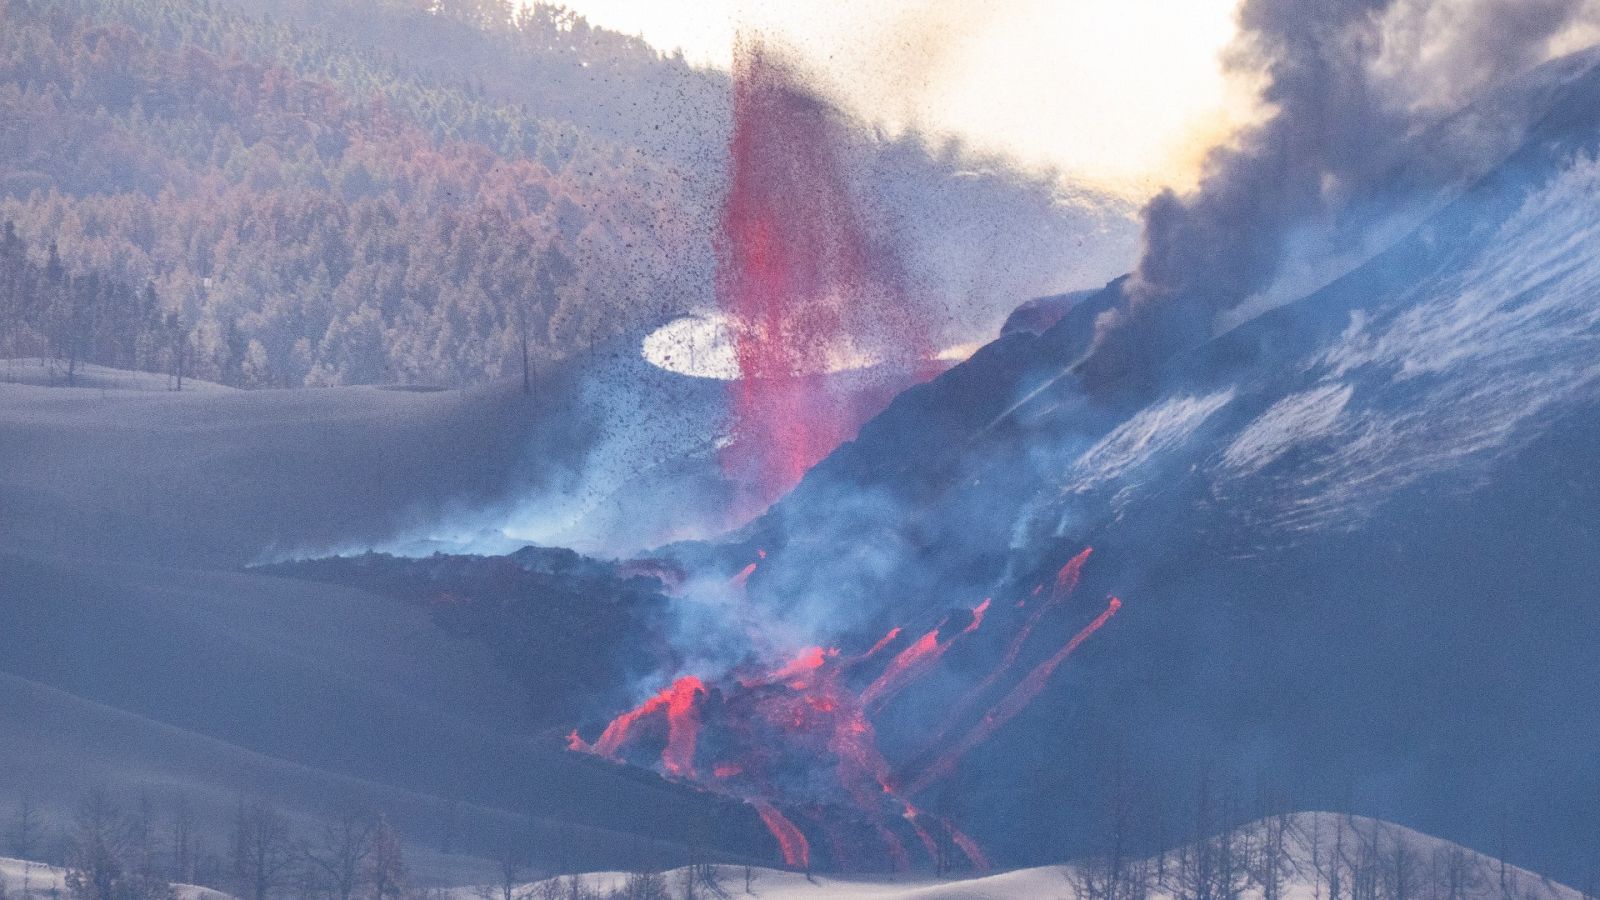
<box><xmin>569</xmin><ymin>546</ymin><xmax>1123</xmax><ymax>873</ymax></box>
<box><xmin>717</xmin><ymin>39</ymin><xmax>938</xmax><ymax>515</ymax></box>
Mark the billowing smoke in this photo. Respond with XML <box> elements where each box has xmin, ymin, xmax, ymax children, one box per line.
<box><xmin>1088</xmin><ymin>0</ymin><xmax>1599</xmax><ymax>386</ymax></box>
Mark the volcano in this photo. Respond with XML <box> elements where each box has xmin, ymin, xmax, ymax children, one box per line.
<box><xmin>673</xmin><ymin>46</ymin><xmax>1600</xmax><ymax>882</ymax></box>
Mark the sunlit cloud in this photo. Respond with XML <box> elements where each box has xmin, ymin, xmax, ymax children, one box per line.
<box><xmin>546</xmin><ymin>0</ymin><xmax>1244</xmax><ymax>196</ymax></box>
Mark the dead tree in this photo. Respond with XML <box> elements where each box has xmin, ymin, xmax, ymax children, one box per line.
<box><xmin>618</xmin><ymin>870</ymin><xmax>669</xmax><ymax>900</ymax></box>
<box><xmin>1323</xmin><ymin>816</ymin><xmax>1347</xmax><ymax>900</ymax></box>
<box><xmin>1383</xmin><ymin>824</ymin><xmax>1419</xmax><ymax>900</ymax></box>
<box><xmin>1341</xmin><ymin>817</ymin><xmax>1381</xmax><ymax>900</ymax></box>
<box><xmin>9</xmin><ymin>796</ymin><xmax>42</xmax><ymax>862</ymax></box>
<box><xmin>1171</xmin><ymin>779</ymin><xmax>1247</xmax><ymax>900</ymax></box>
<box><xmin>1251</xmin><ymin>810</ymin><xmax>1295</xmax><ymax>900</ymax></box>
<box><xmin>677</xmin><ymin>856</ymin><xmax>727</xmax><ymax>900</ymax></box>
<box><xmin>472</xmin><ymin>847</ymin><xmax>535</xmax><ymax>900</ymax></box>
<box><xmin>1065</xmin><ymin>759</ymin><xmax>1149</xmax><ymax>900</ymax></box>
<box><xmin>363</xmin><ymin>819</ymin><xmax>406</xmax><ymax>900</ymax></box>
<box><xmin>230</xmin><ymin>800</ymin><xmax>294</xmax><ymax>900</ymax></box>
<box><xmin>1303</xmin><ymin>813</ymin><xmax>1326</xmax><ymax>900</ymax></box>
<box><xmin>302</xmin><ymin>809</ymin><xmax>379</xmax><ymax>900</ymax></box>
<box><xmin>169</xmin><ymin>799</ymin><xmax>194</xmax><ymax>887</ymax></box>
<box><xmin>65</xmin><ymin>789</ymin><xmax>174</xmax><ymax>900</ymax></box>
<box><xmin>8</xmin><ymin>796</ymin><xmax>43</xmax><ymax>900</ymax></box>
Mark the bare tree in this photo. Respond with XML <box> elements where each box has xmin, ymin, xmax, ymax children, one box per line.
<box><xmin>1304</xmin><ymin>814</ymin><xmax>1326</xmax><ymax>900</ymax></box>
<box><xmin>168</xmin><ymin>800</ymin><xmax>194</xmax><ymax>887</ymax></box>
<box><xmin>364</xmin><ymin>819</ymin><xmax>406</xmax><ymax>900</ymax></box>
<box><xmin>303</xmin><ymin>810</ymin><xmax>379</xmax><ymax>900</ymax></box>
<box><xmin>1383</xmin><ymin>824</ymin><xmax>1419</xmax><ymax>900</ymax></box>
<box><xmin>9</xmin><ymin>796</ymin><xmax>42</xmax><ymax>861</ymax></box>
<box><xmin>1323</xmin><ymin>816</ymin><xmax>1347</xmax><ymax>900</ymax></box>
<box><xmin>618</xmin><ymin>870</ymin><xmax>670</xmax><ymax>900</ymax></box>
<box><xmin>1342</xmin><ymin>817</ymin><xmax>1381</xmax><ymax>900</ymax></box>
<box><xmin>677</xmin><ymin>860</ymin><xmax>727</xmax><ymax>900</ymax></box>
<box><xmin>1426</xmin><ymin>846</ymin><xmax>1474</xmax><ymax>900</ymax></box>
<box><xmin>64</xmin><ymin>790</ymin><xmax>174</xmax><ymax>900</ymax></box>
<box><xmin>230</xmin><ymin>800</ymin><xmax>294</xmax><ymax>900</ymax></box>
<box><xmin>9</xmin><ymin>796</ymin><xmax>44</xmax><ymax>900</ymax></box>
<box><xmin>472</xmin><ymin>844</ymin><xmax>539</xmax><ymax>900</ymax></box>
<box><xmin>1251</xmin><ymin>808</ymin><xmax>1296</xmax><ymax>900</ymax></box>
<box><xmin>1495</xmin><ymin>815</ymin><xmax>1520</xmax><ymax>900</ymax></box>
<box><xmin>127</xmin><ymin>795</ymin><xmax>156</xmax><ymax>886</ymax></box>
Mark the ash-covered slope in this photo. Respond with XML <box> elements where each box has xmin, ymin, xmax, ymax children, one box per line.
<box><xmin>721</xmin><ymin>49</ymin><xmax>1600</xmax><ymax>881</ymax></box>
<box><xmin>0</xmin><ymin>377</ymin><xmax>773</xmax><ymax>875</ymax></box>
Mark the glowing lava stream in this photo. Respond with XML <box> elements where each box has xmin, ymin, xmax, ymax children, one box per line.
<box><xmin>579</xmin><ymin>675</ymin><xmax>706</xmax><ymax>778</ymax></box>
<box><xmin>904</xmin><ymin>596</ymin><xmax>1123</xmax><ymax>797</ymax></box>
<box><xmin>751</xmin><ymin>799</ymin><xmax>811</xmax><ymax>869</ymax></box>
<box><xmin>909</xmin><ymin>549</ymin><xmax>1093</xmax><ymax>760</ymax></box>
<box><xmin>569</xmin><ymin>546</ymin><xmax>1120</xmax><ymax>872</ymax></box>
<box><xmin>860</xmin><ymin>598</ymin><xmax>990</xmax><ymax>711</ymax></box>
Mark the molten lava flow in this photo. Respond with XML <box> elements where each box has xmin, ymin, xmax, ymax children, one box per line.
<box><xmin>860</xmin><ymin>629</ymin><xmax>940</xmax><ymax>708</ymax></box>
<box><xmin>912</xmin><ymin>549</ymin><xmax>1095</xmax><ymax>758</ymax></box>
<box><xmin>589</xmin><ymin>675</ymin><xmax>706</xmax><ymax>779</ymax></box>
<box><xmin>861</xmin><ymin>599</ymin><xmax>989</xmax><ymax>710</ymax></box>
<box><xmin>743</xmin><ymin>645</ymin><xmax>837</xmax><ymax>689</ymax></box>
<box><xmin>569</xmin><ymin>550</ymin><xmax>1123</xmax><ymax>873</ymax></box>
<box><xmin>717</xmin><ymin>40</ymin><xmax>936</xmax><ymax>512</ymax></box>
<box><xmin>965</xmin><ymin>598</ymin><xmax>993</xmax><ymax>633</ymax></box>
<box><xmin>860</xmin><ymin>626</ymin><xmax>903</xmax><ymax>661</ymax></box>
<box><xmin>1053</xmin><ymin>548</ymin><xmax>1093</xmax><ymax>599</ymax></box>
<box><xmin>950</xmin><ymin>828</ymin><xmax>993</xmax><ymax>872</ymax></box>
<box><xmin>752</xmin><ymin>799</ymin><xmax>811</xmax><ymax>869</ymax></box>
<box><xmin>907</xmin><ymin>597</ymin><xmax>1123</xmax><ymax>796</ymax></box>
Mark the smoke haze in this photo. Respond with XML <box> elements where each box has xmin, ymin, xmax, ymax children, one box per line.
<box><xmin>1089</xmin><ymin>0</ymin><xmax>1600</xmax><ymax>386</ymax></box>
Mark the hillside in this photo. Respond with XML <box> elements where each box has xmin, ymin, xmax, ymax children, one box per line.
<box><xmin>0</xmin><ymin>0</ymin><xmax>1134</xmax><ymax>389</ymax></box>
<box><xmin>0</xmin><ymin>371</ymin><xmax>789</xmax><ymax>876</ymax></box>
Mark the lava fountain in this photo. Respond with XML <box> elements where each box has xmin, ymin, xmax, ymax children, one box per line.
<box><xmin>569</xmin><ymin>546</ymin><xmax>1123</xmax><ymax>871</ymax></box>
<box><xmin>717</xmin><ymin>39</ymin><xmax>938</xmax><ymax>514</ymax></box>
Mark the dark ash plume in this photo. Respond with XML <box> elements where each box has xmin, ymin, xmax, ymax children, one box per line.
<box><xmin>1083</xmin><ymin>0</ymin><xmax>1595</xmax><ymax>389</ymax></box>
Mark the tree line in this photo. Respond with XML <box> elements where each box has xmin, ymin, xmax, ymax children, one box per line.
<box><xmin>2</xmin><ymin>791</ymin><xmax>756</xmax><ymax>900</ymax></box>
<box><xmin>0</xmin><ymin>0</ymin><xmax>1130</xmax><ymax>389</ymax></box>
<box><xmin>0</xmin><ymin>0</ymin><xmax>701</xmax><ymax>388</ymax></box>
<box><xmin>1062</xmin><ymin>776</ymin><xmax>1599</xmax><ymax>900</ymax></box>
<box><xmin>0</xmin><ymin>221</ymin><xmax>186</xmax><ymax>385</ymax></box>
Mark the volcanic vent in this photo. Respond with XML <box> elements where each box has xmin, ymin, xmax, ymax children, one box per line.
<box><xmin>715</xmin><ymin>40</ymin><xmax>939</xmax><ymax>515</ymax></box>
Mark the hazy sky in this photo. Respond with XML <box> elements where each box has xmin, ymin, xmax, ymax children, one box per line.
<box><xmin>557</xmin><ymin>0</ymin><xmax>1244</xmax><ymax>196</ymax></box>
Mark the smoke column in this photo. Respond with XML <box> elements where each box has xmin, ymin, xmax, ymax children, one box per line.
<box><xmin>1084</xmin><ymin>0</ymin><xmax>1595</xmax><ymax>387</ymax></box>
<box><xmin>717</xmin><ymin>39</ymin><xmax>935</xmax><ymax>512</ymax></box>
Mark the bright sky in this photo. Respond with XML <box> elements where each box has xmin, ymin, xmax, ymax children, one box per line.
<box><xmin>555</xmin><ymin>0</ymin><xmax>1244</xmax><ymax>196</ymax></box>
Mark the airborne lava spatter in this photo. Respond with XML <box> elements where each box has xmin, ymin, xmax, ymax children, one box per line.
<box><xmin>570</xmin><ymin>546</ymin><xmax>1122</xmax><ymax>872</ymax></box>
<box><xmin>717</xmin><ymin>40</ymin><xmax>937</xmax><ymax>513</ymax></box>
